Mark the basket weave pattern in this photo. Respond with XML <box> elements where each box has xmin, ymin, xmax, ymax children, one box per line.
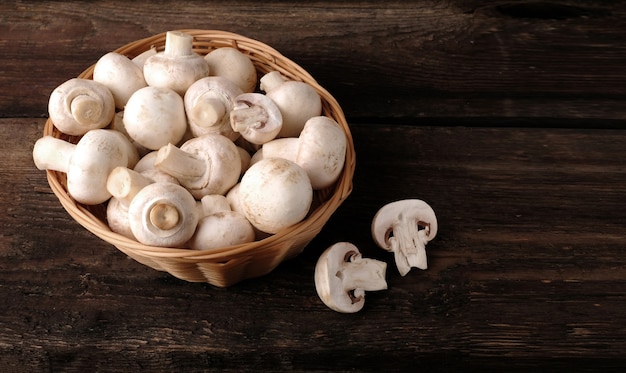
<box><xmin>43</xmin><ymin>30</ymin><xmax>355</xmax><ymax>287</ymax></box>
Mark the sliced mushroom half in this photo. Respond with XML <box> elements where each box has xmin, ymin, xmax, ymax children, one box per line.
<box><xmin>371</xmin><ymin>199</ymin><xmax>438</xmax><ymax>276</ymax></box>
<box><xmin>314</xmin><ymin>242</ymin><xmax>387</xmax><ymax>313</ymax></box>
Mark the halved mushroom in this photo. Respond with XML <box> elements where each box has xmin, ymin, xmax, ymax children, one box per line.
<box><xmin>371</xmin><ymin>199</ymin><xmax>438</xmax><ymax>276</ymax></box>
<box><xmin>230</xmin><ymin>92</ymin><xmax>282</xmax><ymax>145</ymax></box>
<box><xmin>314</xmin><ymin>242</ymin><xmax>387</xmax><ymax>313</ymax></box>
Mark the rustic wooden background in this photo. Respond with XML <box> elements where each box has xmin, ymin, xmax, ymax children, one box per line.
<box><xmin>1</xmin><ymin>1</ymin><xmax>626</xmax><ymax>371</ymax></box>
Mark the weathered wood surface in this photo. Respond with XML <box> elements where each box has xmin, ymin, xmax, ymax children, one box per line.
<box><xmin>2</xmin><ymin>1</ymin><xmax>626</xmax><ymax>123</ymax></box>
<box><xmin>2</xmin><ymin>1</ymin><xmax>626</xmax><ymax>372</ymax></box>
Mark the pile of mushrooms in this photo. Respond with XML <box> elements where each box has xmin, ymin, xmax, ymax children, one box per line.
<box><xmin>33</xmin><ymin>30</ymin><xmax>347</xmax><ymax>249</ymax></box>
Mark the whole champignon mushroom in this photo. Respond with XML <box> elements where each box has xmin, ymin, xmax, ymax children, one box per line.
<box><xmin>238</xmin><ymin>157</ymin><xmax>312</xmax><ymax>234</ymax></box>
<box><xmin>314</xmin><ymin>242</ymin><xmax>387</xmax><ymax>313</ymax></box>
<box><xmin>123</xmin><ymin>86</ymin><xmax>187</xmax><ymax>150</ymax></box>
<box><xmin>93</xmin><ymin>52</ymin><xmax>147</xmax><ymax>109</ymax></box>
<box><xmin>230</xmin><ymin>92</ymin><xmax>283</xmax><ymax>145</ymax></box>
<box><xmin>204</xmin><ymin>47</ymin><xmax>257</xmax><ymax>93</ymax></box>
<box><xmin>128</xmin><ymin>182</ymin><xmax>199</xmax><ymax>247</ymax></box>
<box><xmin>143</xmin><ymin>30</ymin><xmax>209</xmax><ymax>95</ymax></box>
<box><xmin>188</xmin><ymin>210</ymin><xmax>255</xmax><ymax>251</ymax></box>
<box><xmin>32</xmin><ymin>129</ymin><xmax>138</xmax><ymax>205</ymax></box>
<box><xmin>371</xmin><ymin>199</ymin><xmax>438</xmax><ymax>276</ymax></box>
<box><xmin>105</xmin><ymin>166</ymin><xmax>154</xmax><ymax>239</ymax></box>
<box><xmin>295</xmin><ymin>116</ymin><xmax>347</xmax><ymax>190</ymax></box>
<box><xmin>259</xmin><ymin>71</ymin><xmax>322</xmax><ymax>138</ymax></box>
<box><xmin>154</xmin><ymin>133</ymin><xmax>241</xmax><ymax>199</ymax></box>
<box><xmin>184</xmin><ymin>76</ymin><xmax>243</xmax><ymax>140</ymax></box>
<box><xmin>48</xmin><ymin>78</ymin><xmax>115</xmax><ymax>136</ymax></box>
<box><xmin>249</xmin><ymin>116</ymin><xmax>346</xmax><ymax>189</ymax></box>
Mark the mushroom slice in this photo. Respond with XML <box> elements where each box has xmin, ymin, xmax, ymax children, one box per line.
<box><xmin>314</xmin><ymin>242</ymin><xmax>387</xmax><ymax>313</ymax></box>
<box><xmin>371</xmin><ymin>199</ymin><xmax>438</xmax><ymax>276</ymax></box>
<box><xmin>230</xmin><ymin>92</ymin><xmax>282</xmax><ymax>145</ymax></box>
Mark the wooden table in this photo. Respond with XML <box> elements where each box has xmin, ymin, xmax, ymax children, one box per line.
<box><xmin>2</xmin><ymin>1</ymin><xmax>625</xmax><ymax>371</ymax></box>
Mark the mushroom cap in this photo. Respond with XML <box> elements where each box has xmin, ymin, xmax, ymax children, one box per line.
<box><xmin>204</xmin><ymin>47</ymin><xmax>257</xmax><ymax>93</ymax></box>
<box><xmin>184</xmin><ymin>76</ymin><xmax>243</xmax><ymax>141</ymax></box>
<box><xmin>123</xmin><ymin>86</ymin><xmax>187</xmax><ymax>150</ymax></box>
<box><xmin>314</xmin><ymin>242</ymin><xmax>387</xmax><ymax>313</ymax></box>
<box><xmin>67</xmin><ymin>129</ymin><xmax>138</xmax><ymax>205</ymax></box>
<box><xmin>178</xmin><ymin>133</ymin><xmax>242</xmax><ymax>198</ymax></box>
<box><xmin>239</xmin><ymin>157</ymin><xmax>312</xmax><ymax>234</ymax></box>
<box><xmin>259</xmin><ymin>72</ymin><xmax>322</xmax><ymax>138</ymax></box>
<box><xmin>249</xmin><ymin>137</ymin><xmax>298</xmax><ymax>167</ymax></box>
<box><xmin>371</xmin><ymin>199</ymin><xmax>438</xmax><ymax>251</ymax></box>
<box><xmin>128</xmin><ymin>182</ymin><xmax>199</xmax><ymax>247</ymax></box>
<box><xmin>48</xmin><ymin>78</ymin><xmax>116</xmax><ymax>136</ymax></box>
<box><xmin>188</xmin><ymin>210</ymin><xmax>255</xmax><ymax>250</ymax></box>
<box><xmin>93</xmin><ymin>52</ymin><xmax>147</xmax><ymax>109</ymax></box>
<box><xmin>295</xmin><ymin>116</ymin><xmax>347</xmax><ymax>190</ymax></box>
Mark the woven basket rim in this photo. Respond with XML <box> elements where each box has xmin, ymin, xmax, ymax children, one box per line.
<box><xmin>43</xmin><ymin>29</ymin><xmax>355</xmax><ymax>267</ymax></box>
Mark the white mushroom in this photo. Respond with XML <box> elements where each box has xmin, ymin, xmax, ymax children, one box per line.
<box><xmin>314</xmin><ymin>242</ymin><xmax>387</xmax><ymax>313</ymax></box>
<box><xmin>188</xmin><ymin>210</ymin><xmax>255</xmax><ymax>251</ymax></box>
<box><xmin>32</xmin><ymin>129</ymin><xmax>138</xmax><ymax>205</ymax></box>
<box><xmin>93</xmin><ymin>52</ymin><xmax>147</xmax><ymax>109</ymax></box>
<box><xmin>259</xmin><ymin>71</ymin><xmax>322</xmax><ymax>138</ymax></box>
<box><xmin>371</xmin><ymin>199</ymin><xmax>438</xmax><ymax>276</ymax></box>
<box><xmin>128</xmin><ymin>182</ymin><xmax>199</xmax><ymax>247</ymax></box>
<box><xmin>204</xmin><ymin>47</ymin><xmax>257</xmax><ymax>93</ymax></box>
<box><xmin>249</xmin><ymin>116</ymin><xmax>346</xmax><ymax>189</ymax></box>
<box><xmin>105</xmin><ymin>166</ymin><xmax>153</xmax><ymax>239</ymax></box>
<box><xmin>230</xmin><ymin>92</ymin><xmax>282</xmax><ymax>145</ymax></box>
<box><xmin>184</xmin><ymin>76</ymin><xmax>243</xmax><ymax>140</ymax></box>
<box><xmin>249</xmin><ymin>137</ymin><xmax>298</xmax><ymax>166</ymax></box>
<box><xmin>295</xmin><ymin>116</ymin><xmax>347</xmax><ymax>190</ymax></box>
<box><xmin>48</xmin><ymin>78</ymin><xmax>115</xmax><ymax>136</ymax></box>
<box><xmin>143</xmin><ymin>30</ymin><xmax>209</xmax><ymax>95</ymax></box>
<box><xmin>154</xmin><ymin>133</ymin><xmax>241</xmax><ymax>199</ymax></box>
<box><xmin>123</xmin><ymin>86</ymin><xmax>187</xmax><ymax>150</ymax></box>
<box><xmin>238</xmin><ymin>157</ymin><xmax>312</xmax><ymax>234</ymax></box>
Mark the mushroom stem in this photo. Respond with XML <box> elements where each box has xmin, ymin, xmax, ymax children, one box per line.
<box><xmin>149</xmin><ymin>203</ymin><xmax>181</xmax><ymax>230</ymax></box>
<box><xmin>155</xmin><ymin>143</ymin><xmax>211</xmax><ymax>187</ymax></box>
<box><xmin>259</xmin><ymin>71</ymin><xmax>285</xmax><ymax>92</ymax></box>
<box><xmin>230</xmin><ymin>105</ymin><xmax>268</xmax><ymax>132</ymax></box>
<box><xmin>32</xmin><ymin>136</ymin><xmax>76</xmax><ymax>173</ymax></box>
<box><xmin>339</xmin><ymin>252</ymin><xmax>388</xmax><ymax>294</ymax></box>
<box><xmin>106</xmin><ymin>166</ymin><xmax>153</xmax><ymax>207</ymax></box>
<box><xmin>164</xmin><ymin>30</ymin><xmax>194</xmax><ymax>56</ymax></box>
<box><xmin>389</xmin><ymin>217</ymin><xmax>431</xmax><ymax>274</ymax></box>
<box><xmin>189</xmin><ymin>94</ymin><xmax>227</xmax><ymax>128</ymax></box>
<box><xmin>70</xmin><ymin>94</ymin><xmax>104</xmax><ymax>126</ymax></box>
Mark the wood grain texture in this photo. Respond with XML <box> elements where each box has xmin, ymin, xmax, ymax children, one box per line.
<box><xmin>2</xmin><ymin>0</ymin><xmax>626</xmax><ymax>371</ymax></box>
<box><xmin>2</xmin><ymin>119</ymin><xmax>625</xmax><ymax>371</ymax></box>
<box><xmin>1</xmin><ymin>1</ymin><xmax>625</xmax><ymax>122</ymax></box>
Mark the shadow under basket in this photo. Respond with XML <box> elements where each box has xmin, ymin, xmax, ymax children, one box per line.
<box><xmin>43</xmin><ymin>29</ymin><xmax>355</xmax><ymax>287</ymax></box>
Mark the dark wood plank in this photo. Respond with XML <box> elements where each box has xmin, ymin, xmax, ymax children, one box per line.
<box><xmin>2</xmin><ymin>118</ymin><xmax>625</xmax><ymax>371</ymax></box>
<box><xmin>1</xmin><ymin>1</ymin><xmax>625</xmax><ymax>123</ymax></box>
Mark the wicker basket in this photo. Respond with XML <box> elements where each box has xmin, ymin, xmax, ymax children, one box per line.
<box><xmin>43</xmin><ymin>29</ymin><xmax>355</xmax><ymax>287</ymax></box>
